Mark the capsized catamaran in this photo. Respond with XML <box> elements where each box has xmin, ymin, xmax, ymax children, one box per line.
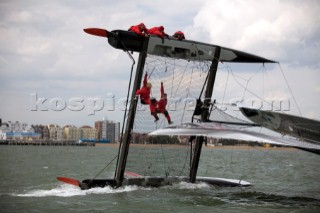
<box><xmin>57</xmin><ymin>28</ymin><xmax>319</xmax><ymax>190</ymax></box>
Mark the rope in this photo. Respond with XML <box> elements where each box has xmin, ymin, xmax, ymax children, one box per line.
<box><xmin>114</xmin><ymin>47</ymin><xmax>135</xmax><ymax>180</ymax></box>
<box><xmin>221</xmin><ymin>66</ymin><xmax>230</xmax><ymax>104</ymax></box>
<box><xmin>90</xmin><ymin>155</ymin><xmax>118</xmax><ymax>181</ymax></box>
<box><xmin>178</xmin><ymin>143</ymin><xmax>191</xmax><ymax>176</ymax></box>
<box><xmin>278</xmin><ymin>63</ymin><xmax>302</xmax><ymax>116</ymax></box>
<box><xmin>228</xmin><ymin>66</ymin><xmax>281</xmax><ymax>111</ymax></box>
<box><xmin>160</xmin><ymin>144</ymin><xmax>169</xmax><ymax>176</ymax></box>
<box><xmin>128</xmin><ymin>55</ymin><xmax>211</xmax><ymax>177</ymax></box>
<box><xmin>181</xmin><ymin>67</ymin><xmax>194</xmax><ymax>123</ymax></box>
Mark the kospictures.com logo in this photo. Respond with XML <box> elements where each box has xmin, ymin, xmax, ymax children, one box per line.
<box><xmin>29</xmin><ymin>93</ymin><xmax>290</xmax><ymax>116</ymax></box>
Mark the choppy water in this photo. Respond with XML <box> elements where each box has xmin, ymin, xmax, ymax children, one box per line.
<box><xmin>0</xmin><ymin>145</ymin><xmax>319</xmax><ymax>212</ymax></box>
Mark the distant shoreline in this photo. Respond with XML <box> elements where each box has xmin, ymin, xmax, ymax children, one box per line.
<box><xmin>96</xmin><ymin>143</ymin><xmax>297</xmax><ymax>151</ymax></box>
<box><xmin>0</xmin><ymin>140</ymin><xmax>296</xmax><ymax>151</ymax></box>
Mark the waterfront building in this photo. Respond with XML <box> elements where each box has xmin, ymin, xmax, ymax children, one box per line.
<box><xmin>63</xmin><ymin>125</ymin><xmax>81</xmax><ymax>141</ymax></box>
<box><xmin>1</xmin><ymin>123</ymin><xmax>40</xmax><ymax>141</ymax></box>
<box><xmin>95</xmin><ymin>119</ymin><xmax>120</xmax><ymax>143</ymax></box>
<box><xmin>3</xmin><ymin>132</ymin><xmax>40</xmax><ymax>140</ymax></box>
<box><xmin>48</xmin><ymin>124</ymin><xmax>63</xmax><ymax>141</ymax></box>
<box><xmin>32</xmin><ymin>125</ymin><xmax>50</xmax><ymax>140</ymax></box>
<box><xmin>4</xmin><ymin>121</ymin><xmax>28</xmax><ymax>132</ymax></box>
<box><xmin>94</xmin><ymin>121</ymin><xmax>103</xmax><ymax>140</ymax></box>
<box><xmin>0</xmin><ymin>129</ymin><xmax>6</xmax><ymax>140</ymax></box>
<box><xmin>0</xmin><ymin>121</ymin><xmax>40</xmax><ymax>141</ymax></box>
<box><xmin>114</xmin><ymin>122</ymin><xmax>120</xmax><ymax>143</ymax></box>
<box><xmin>80</xmin><ymin>125</ymin><xmax>98</xmax><ymax>140</ymax></box>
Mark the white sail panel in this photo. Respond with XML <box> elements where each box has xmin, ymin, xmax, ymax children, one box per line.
<box><xmin>150</xmin><ymin>122</ymin><xmax>320</xmax><ymax>151</ymax></box>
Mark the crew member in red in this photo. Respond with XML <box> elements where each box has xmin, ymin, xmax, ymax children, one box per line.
<box><xmin>128</xmin><ymin>23</ymin><xmax>148</xmax><ymax>36</ymax></box>
<box><xmin>150</xmin><ymin>97</ymin><xmax>159</xmax><ymax>122</ymax></box>
<box><xmin>136</xmin><ymin>73</ymin><xmax>152</xmax><ymax>105</ymax></box>
<box><xmin>148</xmin><ymin>26</ymin><xmax>168</xmax><ymax>39</ymax></box>
<box><xmin>173</xmin><ymin>31</ymin><xmax>185</xmax><ymax>40</ymax></box>
<box><xmin>151</xmin><ymin>82</ymin><xmax>172</xmax><ymax>124</ymax></box>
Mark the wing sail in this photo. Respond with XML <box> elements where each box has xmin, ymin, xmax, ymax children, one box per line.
<box><xmin>150</xmin><ymin>122</ymin><xmax>320</xmax><ymax>152</ymax></box>
<box><xmin>240</xmin><ymin>107</ymin><xmax>320</xmax><ymax>144</ymax></box>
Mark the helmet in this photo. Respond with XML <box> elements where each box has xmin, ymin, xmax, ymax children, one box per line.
<box><xmin>159</xmin><ymin>26</ymin><xmax>164</xmax><ymax>31</ymax></box>
<box><xmin>139</xmin><ymin>23</ymin><xmax>146</xmax><ymax>29</ymax></box>
<box><xmin>174</xmin><ymin>31</ymin><xmax>185</xmax><ymax>40</ymax></box>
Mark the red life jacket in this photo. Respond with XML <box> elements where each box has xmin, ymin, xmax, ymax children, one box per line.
<box><xmin>136</xmin><ymin>73</ymin><xmax>150</xmax><ymax>104</ymax></box>
<box><xmin>157</xmin><ymin>98</ymin><xmax>167</xmax><ymax>112</ymax></box>
<box><xmin>149</xmin><ymin>98</ymin><xmax>158</xmax><ymax>113</ymax></box>
<box><xmin>156</xmin><ymin>82</ymin><xmax>167</xmax><ymax>112</ymax></box>
<box><xmin>148</xmin><ymin>26</ymin><xmax>166</xmax><ymax>38</ymax></box>
<box><xmin>136</xmin><ymin>87</ymin><xmax>150</xmax><ymax>104</ymax></box>
<box><xmin>129</xmin><ymin>23</ymin><xmax>148</xmax><ymax>36</ymax></box>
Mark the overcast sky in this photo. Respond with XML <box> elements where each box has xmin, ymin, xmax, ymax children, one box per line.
<box><xmin>0</xmin><ymin>0</ymin><xmax>319</xmax><ymax>127</ymax></box>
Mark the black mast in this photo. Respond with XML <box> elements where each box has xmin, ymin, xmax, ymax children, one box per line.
<box><xmin>189</xmin><ymin>46</ymin><xmax>221</xmax><ymax>183</ymax></box>
<box><xmin>115</xmin><ymin>38</ymin><xmax>149</xmax><ymax>187</ymax></box>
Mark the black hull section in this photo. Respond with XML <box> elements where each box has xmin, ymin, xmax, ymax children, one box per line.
<box><xmin>79</xmin><ymin>176</ymin><xmax>251</xmax><ymax>190</ymax></box>
<box><xmin>108</xmin><ymin>30</ymin><xmax>145</xmax><ymax>52</ymax></box>
<box><xmin>80</xmin><ymin>178</ymin><xmax>116</xmax><ymax>190</ymax></box>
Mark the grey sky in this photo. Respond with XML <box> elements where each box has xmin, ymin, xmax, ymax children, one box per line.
<box><xmin>0</xmin><ymin>0</ymin><xmax>319</xmax><ymax>127</ymax></box>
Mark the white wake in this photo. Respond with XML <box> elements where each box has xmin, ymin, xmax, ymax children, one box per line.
<box><xmin>14</xmin><ymin>184</ymin><xmax>143</xmax><ymax>197</ymax></box>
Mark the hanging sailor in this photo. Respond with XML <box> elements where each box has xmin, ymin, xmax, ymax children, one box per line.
<box><xmin>151</xmin><ymin>82</ymin><xmax>173</xmax><ymax>124</ymax></box>
<box><xmin>136</xmin><ymin>73</ymin><xmax>152</xmax><ymax>105</ymax></box>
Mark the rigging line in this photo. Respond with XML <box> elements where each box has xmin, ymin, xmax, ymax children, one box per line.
<box><xmin>169</xmin><ymin>58</ymin><xmax>176</xmax><ymax>105</ymax></box>
<box><xmin>168</xmin><ymin>59</ymin><xmax>189</xmax><ymax>108</ymax></box>
<box><xmin>114</xmin><ymin>47</ymin><xmax>136</xmax><ymax>180</ymax></box>
<box><xmin>262</xmin><ymin>65</ymin><xmax>276</xmax><ymax>103</ymax></box>
<box><xmin>229</xmin><ymin>69</ymin><xmax>251</xmax><ymax>81</ymax></box>
<box><xmin>229</xmin><ymin>68</ymin><xmax>282</xmax><ymax>111</ymax></box>
<box><xmin>170</xmin><ymin>64</ymin><xmax>187</xmax><ymax>108</ymax></box>
<box><xmin>178</xmin><ymin>144</ymin><xmax>191</xmax><ymax>176</ymax></box>
<box><xmin>208</xmin><ymin>99</ymin><xmax>217</xmax><ymax>118</ymax></box>
<box><xmin>160</xmin><ymin>143</ymin><xmax>169</xmax><ymax>177</ymax></box>
<box><xmin>198</xmin><ymin>68</ymin><xmax>210</xmax><ymax>100</ymax></box>
<box><xmin>164</xmin><ymin>56</ymin><xmax>168</xmax><ymax>73</ymax></box>
<box><xmin>223</xmin><ymin>63</ymin><xmax>251</xmax><ymax>119</ymax></box>
<box><xmin>278</xmin><ymin>63</ymin><xmax>302</xmax><ymax>116</ymax></box>
<box><xmin>261</xmin><ymin>64</ymin><xmax>266</xmax><ymax>102</ymax></box>
<box><xmin>236</xmin><ymin>73</ymin><xmax>251</xmax><ymax>118</ymax></box>
<box><xmin>244</xmin><ymin>64</ymin><xmax>267</xmax><ymax>104</ymax></box>
<box><xmin>87</xmin><ymin>155</ymin><xmax>118</xmax><ymax>186</ymax></box>
<box><xmin>198</xmin><ymin>56</ymin><xmax>220</xmax><ymax>100</ymax></box>
<box><xmin>172</xmin><ymin>62</ymin><xmax>189</xmax><ymax>99</ymax></box>
<box><xmin>181</xmin><ymin>67</ymin><xmax>195</xmax><ymax>123</ymax></box>
<box><xmin>221</xmin><ymin>66</ymin><xmax>231</xmax><ymax>105</ymax></box>
<box><xmin>247</xmin><ymin>64</ymin><xmax>263</xmax><ymax>82</ymax></box>
<box><xmin>148</xmin><ymin>67</ymin><xmax>156</xmax><ymax>79</ymax></box>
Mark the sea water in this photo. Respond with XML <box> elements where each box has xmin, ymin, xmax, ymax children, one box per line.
<box><xmin>0</xmin><ymin>145</ymin><xmax>319</xmax><ymax>212</ymax></box>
